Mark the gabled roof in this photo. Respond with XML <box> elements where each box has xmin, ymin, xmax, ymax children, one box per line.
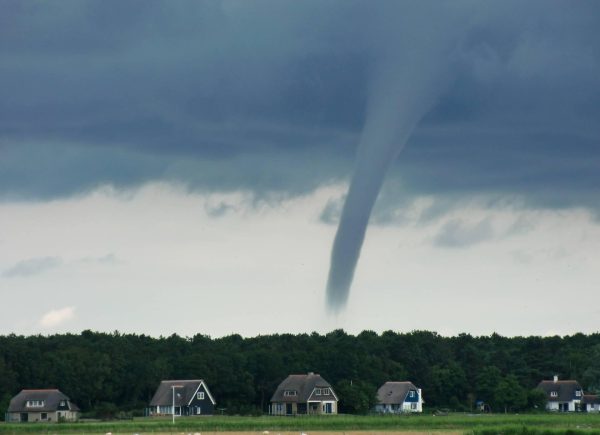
<box><xmin>8</xmin><ymin>389</ymin><xmax>80</xmax><ymax>413</ymax></box>
<box><xmin>537</xmin><ymin>379</ymin><xmax>583</xmax><ymax>402</ymax></box>
<box><xmin>150</xmin><ymin>380</ymin><xmax>216</xmax><ymax>406</ymax></box>
<box><xmin>270</xmin><ymin>373</ymin><xmax>337</xmax><ymax>403</ymax></box>
<box><xmin>377</xmin><ymin>381</ymin><xmax>419</xmax><ymax>405</ymax></box>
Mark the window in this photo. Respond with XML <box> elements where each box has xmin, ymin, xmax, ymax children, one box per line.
<box><xmin>551</xmin><ymin>391</ymin><xmax>558</xmax><ymax>397</ymax></box>
<box><xmin>411</xmin><ymin>403</ymin><xmax>417</xmax><ymax>410</ymax></box>
<box><xmin>409</xmin><ymin>391</ymin><xmax>415</xmax><ymax>398</ymax></box>
<box><xmin>197</xmin><ymin>392</ymin><xmax>205</xmax><ymax>400</ymax></box>
<box><xmin>576</xmin><ymin>390</ymin><xmax>582</xmax><ymax>397</ymax></box>
<box><xmin>60</xmin><ymin>400</ymin><xmax>66</xmax><ymax>407</ymax></box>
<box><xmin>284</xmin><ymin>390</ymin><xmax>297</xmax><ymax>397</ymax></box>
<box><xmin>315</xmin><ymin>388</ymin><xmax>322</xmax><ymax>396</ymax></box>
<box><xmin>322</xmin><ymin>388</ymin><xmax>330</xmax><ymax>395</ymax></box>
<box><xmin>41</xmin><ymin>413</ymin><xmax>47</xmax><ymax>420</ymax></box>
<box><xmin>26</xmin><ymin>400</ymin><xmax>44</xmax><ymax>407</ymax></box>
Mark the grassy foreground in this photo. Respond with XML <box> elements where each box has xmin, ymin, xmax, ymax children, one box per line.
<box><xmin>2</xmin><ymin>414</ymin><xmax>600</xmax><ymax>434</ymax></box>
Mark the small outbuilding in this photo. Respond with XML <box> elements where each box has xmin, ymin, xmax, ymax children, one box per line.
<box><xmin>5</xmin><ymin>389</ymin><xmax>80</xmax><ymax>423</ymax></box>
<box><xmin>270</xmin><ymin>372</ymin><xmax>338</xmax><ymax>415</ymax></box>
<box><xmin>583</xmin><ymin>395</ymin><xmax>600</xmax><ymax>412</ymax></box>
<box><xmin>146</xmin><ymin>379</ymin><xmax>216</xmax><ymax>416</ymax></box>
<box><xmin>375</xmin><ymin>381</ymin><xmax>423</xmax><ymax>413</ymax></box>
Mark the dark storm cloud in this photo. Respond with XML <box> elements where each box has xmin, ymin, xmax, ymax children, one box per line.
<box><xmin>2</xmin><ymin>257</ymin><xmax>62</xmax><ymax>278</ymax></box>
<box><xmin>1</xmin><ymin>1</ymin><xmax>599</xmax><ymax>210</ymax></box>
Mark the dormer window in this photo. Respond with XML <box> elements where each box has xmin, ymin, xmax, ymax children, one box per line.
<box><xmin>60</xmin><ymin>400</ymin><xmax>66</xmax><ymax>407</ymax></box>
<box><xmin>283</xmin><ymin>390</ymin><xmax>297</xmax><ymax>397</ymax></box>
<box><xmin>315</xmin><ymin>388</ymin><xmax>322</xmax><ymax>395</ymax></box>
<box><xmin>576</xmin><ymin>390</ymin><xmax>582</xmax><ymax>397</ymax></box>
<box><xmin>197</xmin><ymin>392</ymin><xmax>205</xmax><ymax>400</ymax></box>
<box><xmin>409</xmin><ymin>391</ymin><xmax>415</xmax><ymax>398</ymax></box>
<box><xmin>26</xmin><ymin>400</ymin><xmax>44</xmax><ymax>407</ymax></box>
<box><xmin>551</xmin><ymin>391</ymin><xmax>558</xmax><ymax>397</ymax></box>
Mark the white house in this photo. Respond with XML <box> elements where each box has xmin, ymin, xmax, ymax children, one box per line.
<box><xmin>375</xmin><ymin>381</ymin><xmax>423</xmax><ymax>413</ymax></box>
<box><xmin>537</xmin><ymin>376</ymin><xmax>583</xmax><ymax>412</ymax></box>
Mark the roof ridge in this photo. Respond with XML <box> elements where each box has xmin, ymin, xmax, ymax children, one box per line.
<box><xmin>21</xmin><ymin>389</ymin><xmax>60</xmax><ymax>391</ymax></box>
<box><xmin>161</xmin><ymin>379</ymin><xmax>204</xmax><ymax>382</ymax></box>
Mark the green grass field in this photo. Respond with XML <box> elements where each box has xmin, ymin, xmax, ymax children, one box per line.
<box><xmin>2</xmin><ymin>414</ymin><xmax>600</xmax><ymax>434</ymax></box>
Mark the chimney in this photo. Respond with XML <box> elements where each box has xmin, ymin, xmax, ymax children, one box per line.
<box><xmin>553</xmin><ymin>375</ymin><xmax>558</xmax><ymax>383</ymax></box>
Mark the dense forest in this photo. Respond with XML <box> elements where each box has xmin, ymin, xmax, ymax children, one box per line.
<box><xmin>2</xmin><ymin>330</ymin><xmax>600</xmax><ymax>418</ymax></box>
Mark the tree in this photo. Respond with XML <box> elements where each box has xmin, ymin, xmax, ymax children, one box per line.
<box><xmin>335</xmin><ymin>380</ymin><xmax>377</xmax><ymax>414</ymax></box>
<box><xmin>494</xmin><ymin>375</ymin><xmax>527</xmax><ymax>413</ymax></box>
<box><xmin>527</xmin><ymin>388</ymin><xmax>548</xmax><ymax>411</ymax></box>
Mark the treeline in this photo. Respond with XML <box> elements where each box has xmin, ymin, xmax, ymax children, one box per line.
<box><xmin>2</xmin><ymin>330</ymin><xmax>600</xmax><ymax>418</ymax></box>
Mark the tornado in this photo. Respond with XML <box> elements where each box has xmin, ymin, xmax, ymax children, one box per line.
<box><xmin>326</xmin><ymin>47</ymin><xmax>451</xmax><ymax>311</ymax></box>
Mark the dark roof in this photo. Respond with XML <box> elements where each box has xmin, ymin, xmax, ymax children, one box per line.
<box><xmin>270</xmin><ymin>373</ymin><xmax>337</xmax><ymax>403</ymax></box>
<box><xmin>583</xmin><ymin>394</ymin><xmax>600</xmax><ymax>405</ymax></box>
<box><xmin>150</xmin><ymin>380</ymin><xmax>216</xmax><ymax>406</ymax></box>
<box><xmin>377</xmin><ymin>381</ymin><xmax>419</xmax><ymax>405</ymax></box>
<box><xmin>537</xmin><ymin>380</ymin><xmax>583</xmax><ymax>402</ymax></box>
<box><xmin>8</xmin><ymin>389</ymin><xmax>80</xmax><ymax>413</ymax></box>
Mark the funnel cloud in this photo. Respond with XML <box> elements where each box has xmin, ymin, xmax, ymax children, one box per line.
<box><xmin>326</xmin><ymin>7</ymin><xmax>463</xmax><ymax>311</ymax></box>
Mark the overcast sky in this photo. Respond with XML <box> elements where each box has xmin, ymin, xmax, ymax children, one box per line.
<box><xmin>1</xmin><ymin>1</ymin><xmax>599</xmax><ymax>337</ymax></box>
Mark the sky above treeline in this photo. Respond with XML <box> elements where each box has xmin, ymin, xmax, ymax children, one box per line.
<box><xmin>1</xmin><ymin>1</ymin><xmax>599</xmax><ymax>337</ymax></box>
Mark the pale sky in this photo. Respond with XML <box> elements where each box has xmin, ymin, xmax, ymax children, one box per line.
<box><xmin>1</xmin><ymin>1</ymin><xmax>599</xmax><ymax>337</ymax></box>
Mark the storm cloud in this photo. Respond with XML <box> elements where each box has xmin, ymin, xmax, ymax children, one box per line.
<box><xmin>2</xmin><ymin>256</ymin><xmax>62</xmax><ymax>278</ymax></box>
<box><xmin>1</xmin><ymin>0</ymin><xmax>599</xmax><ymax>213</ymax></box>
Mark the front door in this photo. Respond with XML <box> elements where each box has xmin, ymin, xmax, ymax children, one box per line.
<box><xmin>286</xmin><ymin>404</ymin><xmax>292</xmax><ymax>415</ymax></box>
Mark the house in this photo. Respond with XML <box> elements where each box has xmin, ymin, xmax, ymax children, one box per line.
<box><xmin>4</xmin><ymin>389</ymin><xmax>80</xmax><ymax>423</ymax></box>
<box><xmin>583</xmin><ymin>395</ymin><xmax>600</xmax><ymax>412</ymax></box>
<box><xmin>374</xmin><ymin>381</ymin><xmax>423</xmax><ymax>413</ymax></box>
<box><xmin>270</xmin><ymin>372</ymin><xmax>338</xmax><ymax>415</ymax></box>
<box><xmin>146</xmin><ymin>379</ymin><xmax>216</xmax><ymax>416</ymax></box>
<box><xmin>537</xmin><ymin>376</ymin><xmax>584</xmax><ymax>412</ymax></box>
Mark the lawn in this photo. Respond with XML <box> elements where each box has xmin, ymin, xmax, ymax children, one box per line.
<box><xmin>2</xmin><ymin>414</ymin><xmax>600</xmax><ymax>434</ymax></box>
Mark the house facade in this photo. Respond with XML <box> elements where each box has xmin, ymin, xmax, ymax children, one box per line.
<box><xmin>270</xmin><ymin>373</ymin><xmax>338</xmax><ymax>415</ymax></box>
<box><xmin>5</xmin><ymin>389</ymin><xmax>79</xmax><ymax>423</ymax></box>
<box><xmin>375</xmin><ymin>381</ymin><xmax>423</xmax><ymax>413</ymax></box>
<box><xmin>146</xmin><ymin>379</ymin><xmax>216</xmax><ymax>416</ymax></box>
<box><xmin>537</xmin><ymin>376</ymin><xmax>584</xmax><ymax>412</ymax></box>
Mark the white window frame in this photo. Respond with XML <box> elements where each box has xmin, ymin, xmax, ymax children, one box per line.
<box><xmin>576</xmin><ymin>390</ymin><xmax>582</xmax><ymax>397</ymax></box>
<box><xmin>551</xmin><ymin>391</ymin><xmax>558</xmax><ymax>397</ymax></box>
<box><xmin>284</xmin><ymin>390</ymin><xmax>297</xmax><ymax>397</ymax></box>
<box><xmin>197</xmin><ymin>392</ymin><xmax>205</xmax><ymax>400</ymax></box>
